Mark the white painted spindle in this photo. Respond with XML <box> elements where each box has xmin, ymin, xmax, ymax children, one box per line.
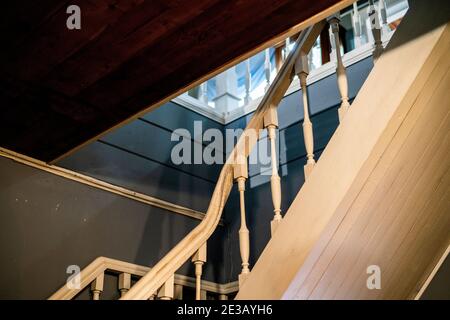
<box><xmin>244</xmin><ymin>59</ymin><xmax>252</xmax><ymax>105</ymax></box>
<box><xmin>157</xmin><ymin>274</ymin><xmax>174</xmax><ymax>300</ymax></box>
<box><xmin>264</xmin><ymin>49</ymin><xmax>271</xmax><ymax>92</ymax></box>
<box><xmin>118</xmin><ymin>272</ymin><xmax>131</xmax><ymax>297</ymax></box>
<box><xmin>191</xmin><ymin>243</ymin><xmax>207</xmax><ymax>300</ymax></box>
<box><xmin>352</xmin><ymin>2</ymin><xmax>362</xmax><ymax>48</ymax></box>
<box><xmin>296</xmin><ymin>52</ymin><xmax>316</xmax><ymax>179</ymax></box>
<box><xmin>234</xmin><ymin>163</ymin><xmax>250</xmax><ymax>287</ymax></box>
<box><xmin>369</xmin><ymin>0</ymin><xmax>383</xmax><ymax>62</ymax></box>
<box><xmin>90</xmin><ymin>273</ymin><xmax>104</xmax><ymax>300</ymax></box>
<box><xmin>199</xmin><ymin>82</ymin><xmax>208</xmax><ymax>104</ymax></box>
<box><xmin>379</xmin><ymin>0</ymin><xmax>389</xmax><ymax>34</ymax></box>
<box><xmin>264</xmin><ymin>107</ymin><xmax>282</xmax><ymax>235</ymax></box>
<box><xmin>285</xmin><ymin>37</ymin><xmax>290</xmax><ymax>59</ymax></box>
<box><xmin>329</xmin><ymin>16</ymin><xmax>351</xmax><ymax>122</ymax></box>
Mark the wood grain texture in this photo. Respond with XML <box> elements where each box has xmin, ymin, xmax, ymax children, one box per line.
<box><xmin>236</xmin><ymin>0</ymin><xmax>450</xmax><ymax>299</ymax></box>
<box><xmin>0</xmin><ymin>0</ymin><xmax>350</xmax><ymax>162</ymax></box>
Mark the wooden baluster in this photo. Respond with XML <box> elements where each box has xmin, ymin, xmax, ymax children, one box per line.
<box><xmin>174</xmin><ymin>284</ymin><xmax>183</xmax><ymax>300</ymax></box>
<box><xmin>264</xmin><ymin>48</ymin><xmax>271</xmax><ymax>92</ymax></box>
<box><xmin>234</xmin><ymin>162</ymin><xmax>250</xmax><ymax>287</ymax></box>
<box><xmin>219</xmin><ymin>294</ymin><xmax>228</xmax><ymax>300</ymax></box>
<box><xmin>328</xmin><ymin>16</ymin><xmax>351</xmax><ymax>122</ymax></box>
<box><xmin>244</xmin><ymin>59</ymin><xmax>252</xmax><ymax>105</ymax></box>
<box><xmin>295</xmin><ymin>52</ymin><xmax>316</xmax><ymax>179</ymax></box>
<box><xmin>191</xmin><ymin>243</ymin><xmax>207</xmax><ymax>300</ymax></box>
<box><xmin>157</xmin><ymin>274</ymin><xmax>174</xmax><ymax>300</ymax></box>
<box><xmin>264</xmin><ymin>107</ymin><xmax>282</xmax><ymax>235</ymax></box>
<box><xmin>118</xmin><ymin>273</ymin><xmax>131</xmax><ymax>297</ymax></box>
<box><xmin>369</xmin><ymin>0</ymin><xmax>383</xmax><ymax>62</ymax></box>
<box><xmin>90</xmin><ymin>273</ymin><xmax>104</xmax><ymax>300</ymax></box>
<box><xmin>352</xmin><ymin>2</ymin><xmax>362</xmax><ymax>48</ymax></box>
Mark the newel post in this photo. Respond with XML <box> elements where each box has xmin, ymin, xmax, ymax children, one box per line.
<box><xmin>264</xmin><ymin>107</ymin><xmax>282</xmax><ymax>235</ymax></box>
<box><xmin>328</xmin><ymin>15</ymin><xmax>351</xmax><ymax>122</ymax></box>
<box><xmin>191</xmin><ymin>243</ymin><xmax>207</xmax><ymax>300</ymax></box>
<box><xmin>234</xmin><ymin>162</ymin><xmax>250</xmax><ymax>287</ymax></box>
<box><xmin>295</xmin><ymin>51</ymin><xmax>316</xmax><ymax>179</ymax></box>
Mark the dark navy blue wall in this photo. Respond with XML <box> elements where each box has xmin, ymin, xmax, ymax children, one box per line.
<box><xmin>58</xmin><ymin>101</ymin><xmax>224</xmax><ymax>212</ymax></box>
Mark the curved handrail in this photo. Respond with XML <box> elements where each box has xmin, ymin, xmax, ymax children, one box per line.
<box><xmin>49</xmin><ymin>256</ymin><xmax>239</xmax><ymax>299</ymax></box>
<box><xmin>121</xmin><ymin>22</ymin><xmax>325</xmax><ymax>300</ymax></box>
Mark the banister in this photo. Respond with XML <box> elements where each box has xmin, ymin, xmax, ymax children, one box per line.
<box><xmin>49</xmin><ymin>256</ymin><xmax>107</xmax><ymax>300</ymax></box>
<box><xmin>49</xmin><ymin>256</ymin><xmax>239</xmax><ymax>299</ymax></box>
<box><xmin>119</xmin><ymin>21</ymin><xmax>326</xmax><ymax>300</ymax></box>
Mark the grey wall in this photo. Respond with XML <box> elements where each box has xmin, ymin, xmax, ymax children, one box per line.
<box><xmin>0</xmin><ymin>156</ymin><xmax>226</xmax><ymax>299</ymax></box>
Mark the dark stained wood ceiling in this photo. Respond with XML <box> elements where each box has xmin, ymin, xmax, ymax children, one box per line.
<box><xmin>0</xmin><ymin>0</ymin><xmax>349</xmax><ymax>162</ymax></box>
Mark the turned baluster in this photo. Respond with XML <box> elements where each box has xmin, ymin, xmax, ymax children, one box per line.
<box><xmin>369</xmin><ymin>0</ymin><xmax>383</xmax><ymax>62</ymax></box>
<box><xmin>244</xmin><ymin>59</ymin><xmax>252</xmax><ymax>105</ymax></box>
<box><xmin>157</xmin><ymin>274</ymin><xmax>174</xmax><ymax>300</ymax></box>
<box><xmin>264</xmin><ymin>48</ymin><xmax>271</xmax><ymax>92</ymax></box>
<box><xmin>295</xmin><ymin>52</ymin><xmax>316</xmax><ymax>179</ymax></box>
<box><xmin>328</xmin><ymin>16</ymin><xmax>351</xmax><ymax>122</ymax></box>
<box><xmin>191</xmin><ymin>243</ymin><xmax>207</xmax><ymax>300</ymax></box>
<box><xmin>234</xmin><ymin>162</ymin><xmax>250</xmax><ymax>287</ymax></box>
<box><xmin>118</xmin><ymin>272</ymin><xmax>131</xmax><ymax>297</ymax></box>
<box><xmin>352</xmin><ymin>2</ymin><xmax>362</xmax><ymax>48</ymax></box>
<box><xmin>199</xmin><ymin>82</ymin><xmax>208</xmax><ymax>104</ymax></box>
<box><xmin>174</xmin><ymin>284</ymin><xmax>183</xmax><ymax>300</ymax></box>
<box><xmin>264</xmin><ymin>107</ymin><xmax>282</xmax><ymax>235</ymax></box>
<box><xmin>90</xmin><ymin>273</ymin><xmax>104</xmax><ymax>300</ymax></box>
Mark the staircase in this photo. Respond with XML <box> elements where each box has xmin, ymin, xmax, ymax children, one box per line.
<box><xmin>50</xmin><ymin>0</ymin><xmax>450</xmax><ymax>300</ymax></box>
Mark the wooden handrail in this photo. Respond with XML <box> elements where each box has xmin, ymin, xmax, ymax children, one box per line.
<box><xmin>121</xmin><ymin>21</ymin><xmax>326</xmax><ymax>300</ymax></box>
<box><xmin>49</xmin><ymin>256</ymin><xmax>239</xmax><ymax>300</ymax></box>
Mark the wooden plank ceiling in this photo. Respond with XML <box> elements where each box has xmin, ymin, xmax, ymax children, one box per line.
<box><xmin>0</xmin><ymin>0</ymin><xmax>346</xmax><ymax>162</ymax></box>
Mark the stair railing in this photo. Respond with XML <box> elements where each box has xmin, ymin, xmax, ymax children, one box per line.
<box><xmin>120</xmin><ymin>20</ymin><xmax>327</xmax><ymax>300</ymax></box>
<box><xmin>49</xmin><ymin>256</ymin><xmax>238</xmax><ymax>300</ymax></box>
